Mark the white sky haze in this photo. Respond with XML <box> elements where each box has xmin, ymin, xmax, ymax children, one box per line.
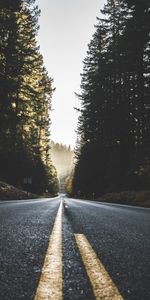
<box><xmin>36</xmin><ymin>0</ymin><xmax>106</xmax><ymax>148</ymax></box>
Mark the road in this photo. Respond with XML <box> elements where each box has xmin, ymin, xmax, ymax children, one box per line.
<box><xmin>0</xmin><ymin>195</ymin><xmax>150</xmax><ymax>300</ymax></box>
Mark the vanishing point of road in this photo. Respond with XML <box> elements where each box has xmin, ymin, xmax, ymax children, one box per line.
<box><xmin>0</xmin><ymin>195</ymin><xmax>150</xmax><ymax>300</ymax></box>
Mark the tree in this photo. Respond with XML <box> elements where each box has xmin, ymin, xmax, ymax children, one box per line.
<box><xmin>72</xmin><ymin>0</ymin><xmax>150</xmax><ymax>197</ymax></box>
<box><xmin>0</xmin><ymin>0</ymin><xmax>59</xmax><ymax>194</ymax></box>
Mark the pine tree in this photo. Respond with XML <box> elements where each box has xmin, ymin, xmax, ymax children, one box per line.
<box><xmin>0</xmin><ymin>0</ymin><xmax>59</xmax><ymax>194</ymax></box>
<box><xmin>72</xmin><ymin>0</ymin><xmax>150</xmax><ymax>197</ymax></box>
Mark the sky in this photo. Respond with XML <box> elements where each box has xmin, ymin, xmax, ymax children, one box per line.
<box><xmin>36</xmin><ymin>0</ymin><xmax>106</xmax><ymax>148</ymax></box>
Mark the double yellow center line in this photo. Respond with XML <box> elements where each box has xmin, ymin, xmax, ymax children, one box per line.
<box><xmin>34</xmin><ymin>201</ymin><xmax>124</xmax><ymax>300</ymax></box>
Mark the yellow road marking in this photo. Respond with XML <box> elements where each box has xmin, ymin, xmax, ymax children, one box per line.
<box><xmin>34</xmin><ymin>201</ymin><xmax>62</xmax><ymax>300</ymax></box>
<box><xmin>75</xmin><ymin>234</ymin><xmax>124</xmax><ymax>300</ymax></box>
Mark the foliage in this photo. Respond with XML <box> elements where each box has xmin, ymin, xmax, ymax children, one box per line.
<box><xmin>65</xmin><ymin>174</ymin><xmax>74</xmax><ymax>196</ymax></box>
<box><xmin>50</xmin><ymin>141</ymin><xmax>74</xmax><ymax>192</ymax></box>
<box><xmin>0</xmin><ymin>0</ymin><xmax>59</xmax><ymax>195</ymax></box>
<box><xmin>72</xmin><ymin>0</ymin><xmax>150</xmax><ymax>198</ymax></box>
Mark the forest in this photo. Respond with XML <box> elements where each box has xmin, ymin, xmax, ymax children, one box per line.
<box><xmin>70</xmin><ymin>0</ymin><xmax>150</xmax><ymax>198</ymax></box>
<box><xmin>1</xmin><ymin>0</ymin><xmax>150</xmax><ymax>200</ymax></box>
<box><xmin>50</xmin><ymin>142</ymin><xmax>74</xmax><ymax>192</ymax></box>
<box><xmin>0</xmin><ymin>0</ymin><xmax>59</xmax><ymax>195</ymax></box>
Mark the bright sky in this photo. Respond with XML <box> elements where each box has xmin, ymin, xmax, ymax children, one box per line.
<box><xmin>36</xmin><ymin>0</ymin><xmax>106</xmax><ymax>148</ymax></box>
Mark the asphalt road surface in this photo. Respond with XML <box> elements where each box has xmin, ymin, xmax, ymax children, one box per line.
<box><xmin>0</xmin><ymin>195</ymin><xmax>150</xmax><ymax>300</ymax></box>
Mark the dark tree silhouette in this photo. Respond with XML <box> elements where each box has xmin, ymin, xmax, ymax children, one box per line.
<box><xmin>0</xmin><ymin>0</ymin><xmax>59</xmax><ymax>194</ymax></box>
<box><xmin>72</xmin><ymin>0</ymin><xmax>150</xmax><ymax>198</ymax></box>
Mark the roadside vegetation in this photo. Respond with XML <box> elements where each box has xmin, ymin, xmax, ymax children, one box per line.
<box><xmin>66</xmin><ymin>0</ymin><xmax>150</xmax><ymax>206</ymax></box>
<box><xmin>50</xmin><ymin>142</ymin><xmax>74</xmax><ymax>192</ymax></box>
<box><xmin>97</xmin><ymin>191</ymin><xmax>150</xmax><ymax>208</ymax></box>
<box><xmin>0</xmin><ymin>181</ymin><xmax>37</xmax><ymax>200</ymax></box>
<box><xmin>1</xmin><ymin>0</ymin><xmax>150</xmax><ymax>205</ymax></box>
<box><xmin>0</xmin><ymin>0</ymin><xmax>59</xmax><ymax>196</ymax></box>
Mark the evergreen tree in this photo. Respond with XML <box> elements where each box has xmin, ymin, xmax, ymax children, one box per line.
<box><xmin>0</xmin><ymin>0</ymin><xmax>59</xmax><ymax>195</ymax></box>
<box><xmin>72</xmin><ymin>0</ymin><xmax>150</xmax><ymax>198</ymax></box>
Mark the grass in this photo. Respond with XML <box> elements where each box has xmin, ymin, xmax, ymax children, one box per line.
<box><xmin>0</xmin><ymin>181</ymin><xmax>37</xmax><ymax>200</ymax></box>
<box><xmin>97</xmin><ymin>190</ymin><xmax>150</xmax><ymax>208</ymax></box>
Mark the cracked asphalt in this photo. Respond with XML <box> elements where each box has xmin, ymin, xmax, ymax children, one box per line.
<box><xmin>0</xmin><ymin>195</ymin><xmax>150</xmax><ymax>299</ymax></box>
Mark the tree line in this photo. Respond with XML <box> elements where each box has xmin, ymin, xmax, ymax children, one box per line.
<box><xmin>50</xmin><ymin>141</ymin><xmax>74</xmax><ymax>192</ymax></box>
<box><xmin>0</xmin><ymin>0</ymin><xmax>59</xmax><ymax>195</ymax></box>
<box><xmin>70</xmin><ymin>0</ymin><xmax>150</xmax><ymax>198</ymax></box>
